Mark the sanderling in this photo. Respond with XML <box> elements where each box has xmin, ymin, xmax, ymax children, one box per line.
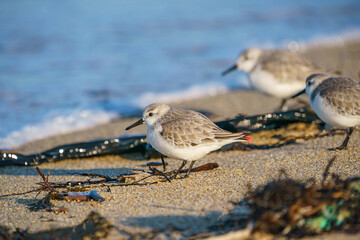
<box><xmin>126</xmin><ymin>103</ymin><xmax>251</xmax><ymax>178</ymax></box>
<box><xmin>222</xmin><ymin>48</ymin><xmax>319</xmax><ymax>110</ymax></box>
<box><xmin>292</xmin><ymin>73</ymin><xmax>360</xmax><ymax>150</ymax></box>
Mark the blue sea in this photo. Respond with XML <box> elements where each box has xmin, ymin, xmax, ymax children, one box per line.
<box><xmin>1</xmin><ymin>0</ymin><xmax>360</xmax><ymax>149</ymax></box>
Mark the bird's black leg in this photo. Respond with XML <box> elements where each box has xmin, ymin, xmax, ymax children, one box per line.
<box><xmin>160</xmin><ymin>154</ymin><xmax>166</xmax><ymax>171</ymax></box>
<box><xmin>171</xmin><ymin>160</ymin><xmax>187</xmax><ymax>179</ymax></box>
<box><xmin>279</xmin><ymin>98</ymin><xmax>288</xmax><ymax>111</ymax></box>
<box><xmin>182</xmin><ymin>161</ymin><xmax>195</xmax><ymax>178</ymax></box>
<box><xmin>328</xmin><ymin>127</ymin><xmax>354</xmax><ymax>151</ymax></box>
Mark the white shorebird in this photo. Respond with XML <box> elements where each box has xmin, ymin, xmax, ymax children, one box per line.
<box><xmin>222</xmin><ymin>48</ymin><xmax>319</xmax><ymax>110</ymax></box>
<box><xmin>292</xmin><ymin>73</ymin><xmax>360</xmax><ymax>150</ymax></box>
<box><xmin>126</xmin><ymin>103</ymin><xmax>251</xmax><ymax>178</ymax></box>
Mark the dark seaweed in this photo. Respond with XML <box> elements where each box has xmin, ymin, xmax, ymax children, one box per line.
<box><xmin>1</xmin><ymin>108</ymin><xmax>322</xmax><ymax>167</ymax></box>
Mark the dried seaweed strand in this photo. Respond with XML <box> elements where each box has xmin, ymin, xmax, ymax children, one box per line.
<box><xmin>231</xmin><ymin>129</ymin><xmax>345</xmax><ymax>151</ymax></box>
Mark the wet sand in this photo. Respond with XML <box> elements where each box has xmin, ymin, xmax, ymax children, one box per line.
<box><xmin>0</xmin><ymin>38</ymin><xmax>360</xmax><ymax>239</ymax></box>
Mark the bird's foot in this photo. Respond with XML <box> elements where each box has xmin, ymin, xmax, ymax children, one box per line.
<box><xmin>178</xmin><ymin>173</ymin><xmax>190</xmax><ymax>179</ymax></box>
<box><xmin>327</xmin><ymin>145</ymin><xmax>347</xmax><ymax>151</ymax></box>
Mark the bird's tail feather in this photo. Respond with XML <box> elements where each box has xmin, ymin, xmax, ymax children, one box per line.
<box><xmin>215</xmin><ymin>132</ymin><xmax>252</xmax><ymax>142</ymax></box>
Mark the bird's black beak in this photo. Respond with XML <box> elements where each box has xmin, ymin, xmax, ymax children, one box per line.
<box><xmin>221</xmin><ymin>64</ymin><xmax>237</xmax><ymax>76</ymax></box>
<box><xmin>125</xmin><ymin>118</ymin><xmax>144</xmax><ymax>130</ymax></box>
<box><xmin>291</xmin><ymin>89</ymin><xmax>306</xmax><ymax>99</ymax></box>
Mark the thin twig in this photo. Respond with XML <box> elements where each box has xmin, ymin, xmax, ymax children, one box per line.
<box><xmin>36</xmin><ymin>167</ymin><xmax>54</xmax><ymax>191</ymax></box>
<box><xmin>0</xmin><ymin>189</ymin><xmax>40</xmax><ymax>198</ymax></box>
<box><xmin>148</xmin><ymin>166</ymin><xmax>171</xmax><ymax>182</ymax></box>
<box><xmin>67</xmin><ymin>172</ymin><xmax>113</xmax><ymax>181</ymax></box>
<box><xmin>322</xmin><ymin>156</ymin><xmax>337</xmax><ymax>186</ymax></box>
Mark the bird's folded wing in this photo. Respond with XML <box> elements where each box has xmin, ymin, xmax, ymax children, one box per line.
<box><xmin>321</xmin><ymin>77</ymin><xmax>360</xmax><ymax>116</ymax></box>
<box><xmin>160</xmin><ymin>117</ymin><xmax>222</xmax><ymax>147</ymax></box>
<box><xmin>262</xmin><ymin>51</ymin><xmax>317</xmax><ymax>83</ymax></box>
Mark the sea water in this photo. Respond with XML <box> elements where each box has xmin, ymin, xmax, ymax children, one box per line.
<box><xmin>1</xmin><ymin>0</ymin><xmax>360</xmax><ymax>148</ymax></box>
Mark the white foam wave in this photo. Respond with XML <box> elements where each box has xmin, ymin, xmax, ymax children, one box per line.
<box><xmin>0</xmin><ymin>109</ymin><xmax>118</xmax><ymax>149</ymax></box>
<box><xmin>134</xmin><ymin>81</ymin><xmax>247</xmax><ymax>108</ymax></box>
<box><xmin>0</xmin><ymin>80</ymin><xmax>250</xmax><ymax>149</ymax></box>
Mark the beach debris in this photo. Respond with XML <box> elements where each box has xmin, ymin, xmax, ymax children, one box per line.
<box><xmin>149</xmin><ymin>162</ymin><xmax>219</xmax><ymax>176</ymax></box>
<box><xmin>148</xmin><ymin>162</ymin><xmax>220</xmax><ymax>182</ymax></box>
<box><xmin>0</xmin><ymin>211</ymin><xmax>113</xmax><ymax>239</ymax></box>
<box><xmin>146</xmin><ymin>161</ymin><xmax>169</xmax><ymax>167</ymax></box>
<box><xmin>0</xmin><ymin>107</ymin><xmax>326</xmax><ymax>167</ymax></box>
<box><xmin>246</xmin><ymin>176</ymin><xmax>360</xmax><ymax>237</ymax></box>
<box><xmin>180</xmin><ymin>162</ymin><xmax>219</xmax><ymax>173</ymax></box>
<box><xmin>192</xmin><ymin>158</ymin><xmax>360</xmax><ymax>239</ymax></box>
<box><xmin>0</xmin><ymin>162</ymin><xmax>219</xmax><ymax>201</ymax></box>
<box><xmin>228</xmin><ymin>127</ymin><xmax>346</xmax><ymax>151</ymax></box>
<box><xmin>66</xmin><ymin>190</ymin><xmax>105</xmax><ymax>202</ymax></box>
<box><xmin>54</xmin><ymin>207</ymin><xmax>68</xmax><ymax>214</ymax></box>
<box><xmin>0</xmin><ymin>135</ymin><xmax>151</xmax><ymax>167</ymax></box>
<box><xmin>23</xmin><ymin>167</ymin><xmax>106</xmax><ymax>212</ymax></box>
<box><xmin>216</xmin><ymin>107</ymin><xmax>322</xmax><ymax>132</ymax></box>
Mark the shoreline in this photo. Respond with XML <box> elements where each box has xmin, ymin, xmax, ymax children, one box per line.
<box><xmin>10</xmin><ymin>37</ymin><xmax>360</xmax><ymax>155</ymax></box>
<box><xmin>2</xmin><ymin>36</ymin><xmax>360</xmax><ymax>154</ymax></box>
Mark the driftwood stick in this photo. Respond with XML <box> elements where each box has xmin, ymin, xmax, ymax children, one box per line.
<box><xmin>180</xmin><ymin>163</ymin><xmax>219</xmax><ymax>173</ymax></box>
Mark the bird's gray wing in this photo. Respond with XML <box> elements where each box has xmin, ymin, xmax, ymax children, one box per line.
<box><xmin>160</xmin><ymin>116</ymin><xmax>221</xmax><ymax>148</ymax></box>
<box><xmin>319</xmin><ymin>77</ymin><xmax>360</xmax><ymax>116</ymax></box>
<box><xmin>262</xmin><ymin>51</ymin><xmax>318</xmax><ymax>83</ymax></box>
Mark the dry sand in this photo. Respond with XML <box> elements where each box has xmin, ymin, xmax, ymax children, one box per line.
<box><xmin>0</xmin><ymin>38</ymin><xmax>359</xmax><ymax>239</ymax></box>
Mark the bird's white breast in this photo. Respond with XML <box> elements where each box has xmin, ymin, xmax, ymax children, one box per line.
<box><xmin>310</xmin><ymin>93</ymin><xmax>360</xmax><ymax>128</ymax></box>
<box><xmin>249</xmin><ymin>66</ymin><xmax>304</xmax><ymax>98</ymax></box>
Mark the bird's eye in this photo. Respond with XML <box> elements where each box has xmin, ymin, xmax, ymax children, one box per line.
<box><xmin>149</xmin><ymin>113</ymin><xmax>153</xmax><ymax>117</ymax></box>
<box><xmin>307</xmin><ymin>81</ymin><xmax>311</xmax><ymax>86</ymax></box>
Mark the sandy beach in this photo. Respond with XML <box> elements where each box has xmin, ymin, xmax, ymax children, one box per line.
<box><xmin>1</xmin><ymin>39</ymin><xmax>360</xmax><ymax>239</ymax></box>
